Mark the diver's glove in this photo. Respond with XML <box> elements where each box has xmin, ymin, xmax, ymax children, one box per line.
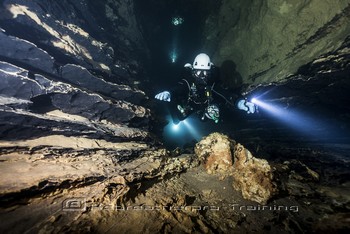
<box><xmin>237</xmin><ymin>99</ymin><xmax>257</xmax><ymax>114</ymax></box>
<box><xmin>205</xmin><ymin>104</ymin><xmax>220</xmax><ymax>123</ymax></box>
<box><xmin>155</xmin><ymin>91</ymin><xmax>171</xmax><ymax>102</ymax></box>
<box><xmin>184</xmin><ymin>63</ymin><xmax>192</xmax><ymax>68</ymax></box>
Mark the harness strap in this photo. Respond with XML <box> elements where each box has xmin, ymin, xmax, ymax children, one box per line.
<box><xmin>211</xmin><ymin>88</ymin><xmax>236</xmax><ymax>107</ymax></box>
<box><xmin>181</xmin><ymin>79</ymin><xmax>191</xmax><ymax>91</ymax></box>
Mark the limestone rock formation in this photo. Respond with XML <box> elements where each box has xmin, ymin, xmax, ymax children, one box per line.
<box><xmin>204</xmin><ymin>0</ymin><xmax>350</xmax><ymax>85</ymax></box>
<box><xmin>273</xmin><ymin>159</ymin><xmax>321</xmax><ymax>198</ymax></box>
<box><xmin>0</xmin><ymin>0</ymin><xmax>349</xmax><ymax>233</ymax></box>
<box><xmin>0</xmin><ymin>137</ymin><xmax>200</xmax><ymax>233</ymax></box>
<box><xmin>194</xmin><ymin>132</ymin><xmax>234</xmax><ymax>174</ymax></box>
<box><xmin>195</xmin><ymin>132</ymin><xmax>277</xmax><ymax>205</ymax></box>
<box><xmin>0</xmin><ymin>2</ymin><xmax>161</xmax><ymax>231</ymax></box>
<box><xmin>0</xmin><ymin>62</ymin><xmax>150</xmax><ymax>143</ymax></box>
<box><xmin>232</xmin><ymin>143</ymin><xmax>278</xmax><ymax>205</ymax></box>
<box><xmin>0</xmin><ymin>0</ymin><xmax>151</xmax><ymax>143</ymax></box>
<box><xmin>1</xmin><ymin>0</ymin><xmax>147</xmax><ymax>74</ymax></box>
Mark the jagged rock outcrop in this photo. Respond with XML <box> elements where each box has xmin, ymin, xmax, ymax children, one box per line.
<box><xmin>194</xmin><ymin>132</ymin><xmax>234</xmax><ymax>174</ymax></box>
<box><xmin>204</xmin><ymin>0</ymin><xmax>350</xmax><ymax>85</ymax></box>
<box><xmin>195</xmin><ymin>132</ymin><xmax>277</xmax><ymax>205</ymax></box>
<box><xmin>0</xmin><ymin>137</ymin><xmax>200</xmax><ymax>233</ymax></box>
<box><xmin>1</xmin><ymin>133</ymin><xmax>348</xmax><ymax>233</ymax></box>
<box><xmin>0</xmin><ymin>2</ymin><xmax>161</xmax><ymax>232</ymax></box>
<box><xmin>273</xmin><ymin>160</ymin><xmax>320</xmax><ymax>198</ymax></box>
<box><xmin>232</xmin><ymin>143</ymin><xmax>278</xmax><ymax>205</ymax></box>
<box><xmin>0</xmin><ymin>0</ymin><xmax>151</xmax><ymax>143</ymax></box>
<box><xmin>0</xmin><ymin>138</ymin><xmax>198</xmax><ymax>196</ymax></box>
<box><xmin>0</xmin><ymin>62</ymin><xmax>150</xmax><ymax>142</ymax></box>
<box><xmin>0</xmin><ymin>0</ymin><xmax>147</xmax><ymax>75</ymax></box>
<box><xmin>0</xmin><ymin>30</ymin><xmax>55</xmax><ymax>73</ymax></box>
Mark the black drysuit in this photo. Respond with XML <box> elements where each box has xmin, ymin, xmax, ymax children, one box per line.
<box><xmin>168</xmin><ymin>66</ymin><xmax>240</xmax><ymax>123</ymax></box>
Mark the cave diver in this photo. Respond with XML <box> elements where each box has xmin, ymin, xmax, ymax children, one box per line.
<box><xmin>155</xmin><ymin>53</ymin><xmax>257</xmax><ymax>124</ymax></box>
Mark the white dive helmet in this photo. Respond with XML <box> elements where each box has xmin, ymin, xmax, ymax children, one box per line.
<box><xmin>193</xmin><ymin>53</ymin><xmax>211</xmax><ymax>70</ymax></box>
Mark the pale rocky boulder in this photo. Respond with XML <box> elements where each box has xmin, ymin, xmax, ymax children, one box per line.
<box><xmin>195</xmin><ymin>133</ymin><xmax>277</xmax><ymax>204</ymax></box>
<box><xmin>232</xmin><ymin>143</ymin><xmax>278</xmax><ymax>205</ymax></box>
<box><xmin>194</xmin><ymin>132</ymin><xmax>234</xmax><ymax>174</ymax></box>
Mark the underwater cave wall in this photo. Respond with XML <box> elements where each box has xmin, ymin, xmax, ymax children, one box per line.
<box><xmin>204</xmin><ymin>0</ymin><xmax>350</xmax><ymax>85</ymax></box>
<box><xmin>0</xmin><ymin>0</ymin><xmax>151</xmax><ymax>142</ymax></box>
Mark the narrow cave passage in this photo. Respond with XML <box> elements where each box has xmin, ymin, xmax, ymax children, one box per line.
<box><xmin>0</xmin><ymin>0</ymin><xmax>349</xmax><ymax>233</ymax></box>
<box><xmin>134</xmin><ymin>0</ymin><xmax>221</xmax><ymax>148</ymax></box>
<box><xmin>134</xmin><ymin>0</ymin><xmax>350</xmax><ymax>152</ymax></box>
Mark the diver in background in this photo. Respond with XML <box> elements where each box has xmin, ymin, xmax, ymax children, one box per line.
<box><xmin>155</xmin><ymin>53</ymin><xmax>256</xmax><ymax>124</ymax></box>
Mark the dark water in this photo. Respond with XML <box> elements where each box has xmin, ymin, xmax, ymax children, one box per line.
<box><xmin>133</xmin><ymin>0</ymin><xmax>350</xmax><ymax>152</ymax></box>
<box><xmin>134</xmin><ymin>0</ymin><xmax>209</xmax><ymax>87</ymax></box>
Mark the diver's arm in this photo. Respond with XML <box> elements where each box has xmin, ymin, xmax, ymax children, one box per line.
<box><xmin>154</xmin><ymin>78</ymin><xmax>188</xmax><ymax>103</ymax></box>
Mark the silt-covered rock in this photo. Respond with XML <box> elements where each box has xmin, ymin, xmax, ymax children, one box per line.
<box><xmin>194</xmin><ymin>132</ymin><xmax>234</xmax><ymax>174</ymax></box>
<box><xmin>195</xmin><ymin>132</ymin><xmax>278</xmax><ymax>205</ymax></box>
<box><xmin>232</xmin><ymin>143</ymin><xmax>278</xmax><ymax>205</ymax></box>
